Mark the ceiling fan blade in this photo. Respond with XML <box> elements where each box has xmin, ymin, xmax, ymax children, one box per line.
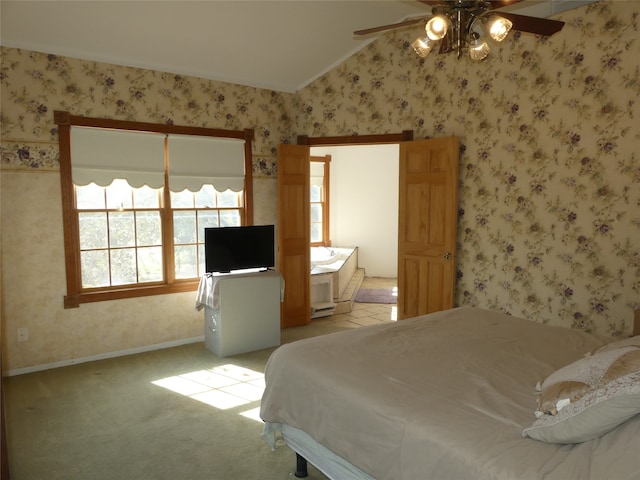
<box><xmin>354</xmin><ymin>17</ymin><xmax>426</xmax><ymax>36</ymax></box>
<box><xmin>487</xmin><ymin>0</ymin><xmax>524</xmax><ymax>9</ymax></box>
<box><xmin>419</xmin><ymin>0</ymin><xmax>522</xmax><ymax>7</ymax></box>
<box><xmin>498</xmin><ymin>12</ymin><xmax>565</xmax><ymax>36</ymax></box>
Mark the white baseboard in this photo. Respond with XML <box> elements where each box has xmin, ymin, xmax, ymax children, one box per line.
<box><xmin>7</xmin><ymin>336</ymin><xmax>205</xmax><ymax>377</ymax></box>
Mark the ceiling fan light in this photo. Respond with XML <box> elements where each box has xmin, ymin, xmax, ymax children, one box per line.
<box><xmin>412</xmin><ymin>37</ymin><xmax>434</xmax><ymax>58</ymax></box>
<box><xmin>488</xmin><ymin>16</ymin><xmax>513</xmax><ymax>42</ymax></box>
<box><xmin>425</xmin><ymin>15</ymin><xmax>448</xmax><ymax>41</ymax></box>
<box><xmin>469</xmin><ymin>38</ymin><xmax>490</xmax><ymax>61</ymax></box>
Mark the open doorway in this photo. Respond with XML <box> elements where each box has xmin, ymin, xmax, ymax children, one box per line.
<box><xmin>309</xmin><ymin>144</ymin><xmax>399</xmax><ymax>317</ymax></box>
<box><xmin>278</xmin><ymin>135</ymin><xmax>458</xmax><ymax>327</ymax></box>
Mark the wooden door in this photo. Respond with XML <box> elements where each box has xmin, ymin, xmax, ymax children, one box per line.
<box><xmin>278</xmin><ymin>144</ymin><xmax>311</xmax><ymax>328</ymax></box>
<box><xmin>397</xmin><ymin>137</ymin><xmax>459</xmax><ymax>320</ymax></box>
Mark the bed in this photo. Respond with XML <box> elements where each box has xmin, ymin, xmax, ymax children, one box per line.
<box><xmin>260</xmin><ymin>307</ymin><xmax>640</xmax><ymax>480</ymax></box>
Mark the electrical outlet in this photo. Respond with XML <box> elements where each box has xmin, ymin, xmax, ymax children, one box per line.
<box><xmin>17</xmin><ymin>327</ymin><xmax>29</xmax><ymax>343</ymax></box>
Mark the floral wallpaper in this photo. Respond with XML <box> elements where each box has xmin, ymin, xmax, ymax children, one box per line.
<box><xmin>1</xmin><ymin>0</ymin><xmax>639</xmax><ymax>370</ymax></box>
<box><xmin>0</xmin><ymin>50</ymin><xmax>293</xmax><ymax>175</ymax></box>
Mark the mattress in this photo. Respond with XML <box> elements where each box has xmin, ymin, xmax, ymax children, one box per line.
<box><xmin>260</xmin><ymin>307</ymin><xmax>640</xmax><ymax>480</ymax></box>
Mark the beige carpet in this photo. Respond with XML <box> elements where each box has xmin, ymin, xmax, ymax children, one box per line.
<box><xmin>5</xmin><ymin>323</ymin><xmax>351</xmax><ymax>480</ymax></box>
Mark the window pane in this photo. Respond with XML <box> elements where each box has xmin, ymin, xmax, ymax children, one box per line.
<box><xmin>174</xmin><ymin>245</ymin><xmax>197</xmax><ymax>279</ymax></box>
<box><xmin>109</xmin><ymin>212</ymin><xmax>136</xmax><ymax>248</ymax></box>
<box><xmin>111</xmin><ymin>248</ymin><xmax>137</xmax><ymax>285</ymax></box>
<box><xmin>217</xmin><ymin>190</ymin><xmax>241</xmax><ymax>207</ymax></box>
<box><xmin>138</xmin><ymin>246</ymin><xmax>163</xmax><ymax>282</ymax></box>
<box><xmin>311</xmin><ymin>224</ymin><xmax>322</xmax><ymax>243</ymax></box>
<box><xmin>197</xmin><ymin>210</ymin><xmax>219</xmax><ymax>242</ymax></box>
<box><xmin>198</xmin><ymin>244</ymin><xmax>206</xmax><ymax>275</ymax></box>
<box><xmin>76</xmin><ymin>183</ymin><xmax>105</xmax><ymax>210</ymax></box>
<box><xmin>195</xmin><ymin>185</ymin><xmax>216</xmax><ymax>208</ymax></box>
<box><xmin>311</xmin><ymin>204</ymin><xmax>322</xmax><ymax>223</ymax></box>
<box><xmin>220</xmin><ymin>209</ymin><xmax>241</xmax><ymax>227</ymax></box>
<box><xmin>174</xmin><ymin>211</ymin><xmax>197</xmax><ymax>244</ymax></box>
<box><xmin>133</xmin><ymin>186</ymin><xmax>160</xmax><ymax>208</ymax></box>
<box><xmin>310</xmin><ymin>185</ymin><xmax>322</xmax><ymax>202</ymax></box>
<box><xmin>81</xmin><ymin>250</ymin><xmax>110</xmax><ymax>288</ymax></box>
<box><xmin>106</xmin><ymin>179</ymin><xmax>133</xmax><ymax>210</ymax></box>
<box><xmin>170</xmin><ymin>189</ymin><xmax>193</xmax><ymax>208</ymax></box>
<box><xmin>79</xmin><ymin>212</ymin><xmax>109</xmax><ymax>249</ymax></box>
<box><xmin>136</xmin><ymin>211</ymin><xmax>162</xmax><ymax>246</ymax></box>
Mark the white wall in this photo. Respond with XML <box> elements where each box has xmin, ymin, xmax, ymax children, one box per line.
<box><xmin>311</xmin><ymin>144</ymin><xmax>399</xmax><ymax>278</ymax></box>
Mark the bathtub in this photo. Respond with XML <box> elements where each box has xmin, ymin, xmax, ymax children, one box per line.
<box><xmin>311</xmin><ymin>246</ymin><xmax>358</xmax><ymax>300</ymax></box>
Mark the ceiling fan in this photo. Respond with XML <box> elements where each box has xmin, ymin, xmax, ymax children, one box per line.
<box><xmin>354</xmin><ymin>1</ymin><xmax>565</xmax><ymax>60</ymax></box>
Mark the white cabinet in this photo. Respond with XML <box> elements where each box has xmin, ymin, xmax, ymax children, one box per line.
<box><xmin>202</xmin><ymin>271</ymin><xmax>282</xmax><ymax>357</ymax></box>
<box><xmin>311</xmin><ymin>272</ymin><xmax>336</xmax><ymax>318</ymax></box>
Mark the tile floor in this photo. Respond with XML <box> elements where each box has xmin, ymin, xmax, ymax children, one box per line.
<box><xmin>312</xmin><ymin>276</ymin><xmax>397</xmax><ymax>329</ymax></box>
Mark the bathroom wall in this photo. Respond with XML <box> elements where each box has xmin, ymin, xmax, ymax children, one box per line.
<box><xmin>311</xmin><ymin>144</ymin><xmax>399</xmax><ymax>278</ymax></box>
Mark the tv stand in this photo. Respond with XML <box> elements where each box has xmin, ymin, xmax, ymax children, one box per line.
<box><xmin>200</xmin><ymin>270</ymin><xmax>282</xmax><ymax>357</ymax></box>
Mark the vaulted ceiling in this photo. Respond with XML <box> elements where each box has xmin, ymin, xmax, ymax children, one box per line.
<box><xmin>1</xmin><ymin>1</ymin><xmax>596</xmax><ymax>93</ymax></box>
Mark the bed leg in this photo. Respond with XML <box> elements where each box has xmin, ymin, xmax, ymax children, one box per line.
<box><xmin>295</xmin><ymin>453</ymin><xmax>308</xmax><ymax>478</ymax></box>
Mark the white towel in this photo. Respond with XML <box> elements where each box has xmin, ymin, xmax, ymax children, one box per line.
<box><xmin>195</xmin><ymin>274</ymin><xmax>219</xmax><ymax>311</ymax></box>
<box><xmin>195</xmin><ymin>270</ymin><xmax>284</xmax><ymax>310</ymax></box>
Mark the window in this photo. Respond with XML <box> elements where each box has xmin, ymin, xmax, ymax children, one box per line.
<box><xmin>76</xmin><ymin>180</ymin><xmax>164</xmax><ymax>287</ymax></box>
<box><xmin>310</xmin><ymin>155</ymin><xmax>330</xmax><ymax>246</ymax></box>
<box><xmin>76</xmin><ymin>182</ymin><xmax>242</xmax><ymax>287</ymax></box>
<box><xmin>55</xmin><ymin>111</ymin><xmax>254</xmax><ymax>308</ymax></box>
<box><xmin>170</xmin><ymin>186</ymin><xmax>242</xmax><ymax>279</ymax></box>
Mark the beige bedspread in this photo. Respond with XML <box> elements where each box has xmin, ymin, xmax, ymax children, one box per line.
<box><xmin>260</xmin><ymin>307</ymin><xmax>640</xmax><ymax>480</ymax></box>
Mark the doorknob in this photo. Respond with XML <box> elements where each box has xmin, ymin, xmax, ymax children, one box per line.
<box><xmin>443</xmin><ymin>252</ymin><xmax>452</xmax><ymax>260</ymax></box>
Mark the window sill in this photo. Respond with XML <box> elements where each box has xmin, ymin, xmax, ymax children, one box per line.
<box><xmin>64</xmin><ymin>281</ymin><xmax>200</xmax><ymax>308</ymax></box>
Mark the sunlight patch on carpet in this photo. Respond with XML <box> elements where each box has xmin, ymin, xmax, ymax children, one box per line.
<box><xmin>240</xmin><ymin>406</ymin><xmax>263</xmax><ymax>422</ymax></box>
<box><xmin>152</xmin><ymin>364</ymin><xmax>265</xmax><ymax>418</ymax></box>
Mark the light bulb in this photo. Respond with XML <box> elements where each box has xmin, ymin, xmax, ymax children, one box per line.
<box><xmin>469</xmin><ymin>40</ymin><xmax>490</xmax><ymax>60</ymax></box>
<box><xmin>425</xmin><ymin>15</ymin><xmax>448</xmax><ymax>41</ymax></box>
<box><xmin>412</xmin><ymin>37</ymin><xmax>434</xmax><ymax>58</ymax></box>
<box><xmin>488</xmin><ymin>16</ymin><xmax>513</xmax><ymax>42</ymax></box>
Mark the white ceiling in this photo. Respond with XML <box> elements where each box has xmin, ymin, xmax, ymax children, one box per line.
<box><xmin>0</xmin><ymin>0</ymin><xmax>595</xmax><ymax>93</ymax></box>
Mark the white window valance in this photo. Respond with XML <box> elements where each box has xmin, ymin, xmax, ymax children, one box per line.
<box><xmin>310</xmin><ymin>161</ymin><xmax>325</xmax><ymax>187</ymax></box>
<box><xmin>70</xmin><ymin>127</ymin><xmax>165</xmax><ymax>188</ymax></box>
<box><xmin>168</xmin><ymin>135</ymin><xmax>245</xmax><ymax>193</ymax></box>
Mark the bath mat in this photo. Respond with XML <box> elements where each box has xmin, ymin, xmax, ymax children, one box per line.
<box><xmin>355</xmin><ymin>288</ymin><xmax>397</xmax><ymax>304</ymax></box>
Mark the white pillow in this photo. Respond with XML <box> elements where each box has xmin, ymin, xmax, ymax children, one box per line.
<box><xmin>522</xmin><ymin>343</ymin><xmax>640</xmax><ymax>444</ymax></box>
<box><xmin>522</xmin><ymin>372</ymin><xmax>640</xmax><ymax>443</ymax></box>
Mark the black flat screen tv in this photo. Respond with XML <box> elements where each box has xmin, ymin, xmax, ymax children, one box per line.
<box><xmin>205</xmin><ymin>225</ymin><xmax>275</xmax><ymax>273</ymax></box>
